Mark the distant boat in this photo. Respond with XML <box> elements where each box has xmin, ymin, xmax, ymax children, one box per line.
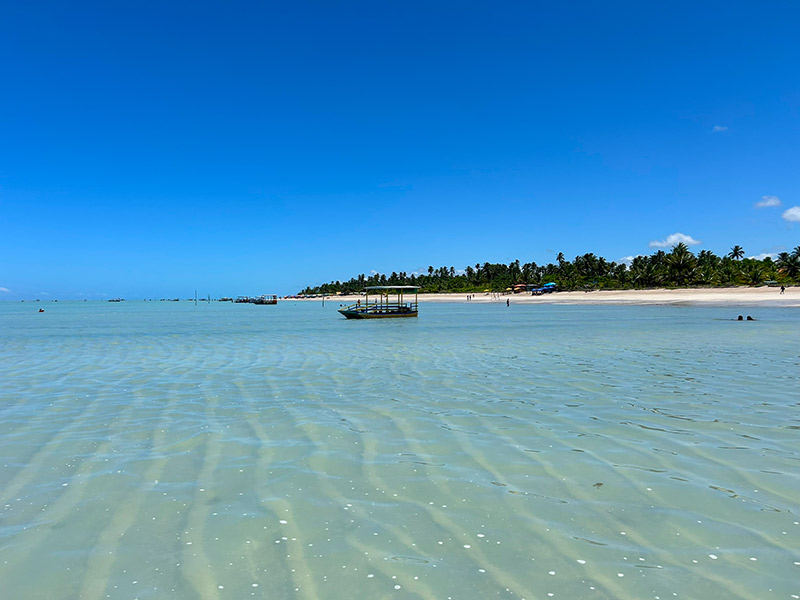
<box><xmin>251</xmin><ymin>295</ymin><xmax>278</xmax><ymax>305</ymax></box>
<box><xmin>235</xmin><ymin>296</ymin><xmax>251</xmax><ymax>303</ymax></box>
<box><xmin>108</xmin><ymin>298</ymin><xmax>124</xmax><ymax>302</ymax></box>
<box><xmin>338</xmin><ymin>286</ymin><xmax>418</xmax><ymax>319</ymax></box>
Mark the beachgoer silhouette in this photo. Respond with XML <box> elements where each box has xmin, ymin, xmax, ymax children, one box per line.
<box><xmin>506</xmin><ymin>299</ymin><xmax>510</xmax><ymax>307</ymax></box>
<box><xmin>746</xmin><ymin>315</ymin><xmax>755</xmax><ymax>321</ymax></box>
<box><xmin>737</xmin><ymin>315</ymin><xmax>743</xmax><ymax>320</ymax></box>
<box><xmin>780</xmin><ymin>285</ymin><xmax>785</xmax><ymax>294</ymax></box>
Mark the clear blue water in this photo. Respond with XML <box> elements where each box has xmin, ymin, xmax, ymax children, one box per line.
<box><xmin>1</xmin><ymin>300</ymin><xmax>798</xmax><ymax>599</ymax></box>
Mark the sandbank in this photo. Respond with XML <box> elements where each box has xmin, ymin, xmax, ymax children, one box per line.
<box><xmin>301</xmin><ymin>287</ymin><xmax>799</xmax><ymax>307</ymax></box>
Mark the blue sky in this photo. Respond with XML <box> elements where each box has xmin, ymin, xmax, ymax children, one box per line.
<box><xmin>2</xmin><ymin>1</ymin><xmax>799</xmax><ymax>299</ymax></box>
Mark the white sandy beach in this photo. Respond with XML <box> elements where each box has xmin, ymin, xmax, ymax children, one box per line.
<box><xmin>305</xmin><ymin>287</ymin><xmax>799</xmax><ymax>307</ymax></box>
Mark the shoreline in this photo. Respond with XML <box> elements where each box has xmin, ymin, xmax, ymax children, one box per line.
<box><xmin>298</xmin><ymin>287</ymin><xmax>800</xmax><ymax>307</ymax></box>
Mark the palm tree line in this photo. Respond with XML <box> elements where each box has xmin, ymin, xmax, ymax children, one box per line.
<box><xmin>300</xmin><ymin>244</ymin><xmax>800</xmax><ymax>295</ymax></box>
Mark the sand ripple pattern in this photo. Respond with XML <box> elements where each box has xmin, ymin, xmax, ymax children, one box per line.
<box><xmin>1</xmin><ymin>301</ymin><xmax>799</xmax><ymax>599</ymax></box>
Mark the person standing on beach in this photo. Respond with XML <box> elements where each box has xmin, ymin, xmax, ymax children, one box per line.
<box><xmin>780</xmin><ymin>285</ymin><xmax>785</xmax><ymax>294</ymax></box>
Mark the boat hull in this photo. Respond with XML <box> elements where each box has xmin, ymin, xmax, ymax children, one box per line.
<box><xmin>338</xmin><ymin>309</ymin><xmax>417</xmax><ymax>319</ymax></box>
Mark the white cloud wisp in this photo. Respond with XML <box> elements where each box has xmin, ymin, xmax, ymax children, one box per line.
<box><xmin>748</xmin><ymin>253</ymin><xmax>778</xmax><ymax>261</ymax></box>
<box><xmin>648</xmin><ymin>233</ymin><xmax>701</xmax><ymax>249</ymax></box>
<box><xmin>782</xmin><ymin>206</ymin><xmax>800</xmax><ymax>223</ymax></box>
<box><xmin>619</xmin><ymin>255</ymin><xmax>643</xmax><ymax>265</ymax></box>
<box><xmin>756</xmin><ymin>195</ymin><xmax>781</xmax><ymax>208</ymax></box>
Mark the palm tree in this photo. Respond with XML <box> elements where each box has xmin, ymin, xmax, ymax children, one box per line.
<box><xmin>667</xmin><ymin>243</ymin><xmax>697</xmax><ymax>286</ymax></box>
<box><xmin>572</xmin><ymin>255</ymin><xmax>585</xmax><ymax>281</ymax></box>
<box><xmin>695</xmin><ymin>263</ymin><xmax>718</xmax><ymax>285</ymax></box>
<box><xmin>597</xmin><ymin>257</ymin><xmax>609</xmax><ymax>278</ymax></box>
<box><xmin>740</xmin><ymin>260</ymin><xmax>766</xmax><ymax>285</ymax></box>
<box><xmin>581</xmin><ymin>253</ymin><xmax>599</xmax><ymax>280</ymax></box>
<box><xmin>465</xmin><ymin>265</ymin><xmax>475</xmax><ymax>283</ymax></box>
<box><xmin>718</xmin><ymin>258</ymin><xmax>740</xmax><ymax>285</ymax></box>
<box><xmin>509</xmin><ymin>259</ymin><xmax>521</xmax><ymax>283</ymax></box>
<box><xmin>529</xmin><ymin>266</ymin><xmax>542</xmax><ymax>286</ymax></box>
<box><xmin>729</xmin><ymin>245</ymin><xmax>745</xmax><ymax>260</ymax></box>
<box><xmin>777</xmin><ymin>253</ymin><xmax>800</xmax><ymax>280</ymax></box>
<box><xmin>522</xmin><ymin>262</ymin><xmax>536</xmax><ymax>282</ymax></box>
<box><xmin>697</xmin><ymin>250</ymin><xmax>720</xmax><ymax>269</ymax></box>
<box><xmin>612</xmin><ymin>263</ymin><xmax>628</xmax><ymax>286</ymax></box>
<box><xmin>629</xmin><ymin>256</ymin><xmax>648</xmax><ymax>287</ymax></box>
<box><xmin>559</xmin><ymin>268</ymin><xmax>579</xmax><ymax>290</ymax></box>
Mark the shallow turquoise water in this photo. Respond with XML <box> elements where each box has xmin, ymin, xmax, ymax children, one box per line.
<box><xmin>1</xmin><ymin>300</ymin><xmax>798</xmax><ymax>599</ymax></box>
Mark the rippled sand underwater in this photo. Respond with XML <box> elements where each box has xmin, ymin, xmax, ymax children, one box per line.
<box><xmin>1</xmin><ymin>301</ymin><xmax>798</xmax><ymax>599</ymax></box>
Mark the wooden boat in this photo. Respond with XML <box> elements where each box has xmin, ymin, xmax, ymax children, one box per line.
<box><xmin>338</xmin><ymin>286</ymin><xmax>419</xmax><ymax>319</ymax></box>
<box><xmin>252</xmin><ymin>295</ymin><xmax>278</xmax><ymax>305</ymax></box>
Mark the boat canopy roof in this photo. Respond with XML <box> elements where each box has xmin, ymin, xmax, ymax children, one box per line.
<box><xmin>365</xmin><ymin>285</ymin><xmax>420</xmax><ymax>290</ymax></box>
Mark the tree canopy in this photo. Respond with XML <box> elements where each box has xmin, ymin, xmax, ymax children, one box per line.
<box><xmin>299</xmin><ymin>244</ymin><xmax>800</xmax><ymax>295</ymax></box>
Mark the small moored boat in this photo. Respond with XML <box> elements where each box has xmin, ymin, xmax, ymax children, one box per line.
<box><xmin>252</xmin><ymin>295</ymin><xmax>278</xmax><ymax>305</ymax></box>
<box><xmin>338</xmin><ymin>286</ymin><xmax>419</xmax><ymax>319</ymax></box>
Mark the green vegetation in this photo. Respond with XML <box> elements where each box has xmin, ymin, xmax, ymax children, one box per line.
<box><xmin>300</xmin><ymin>244</ymin><xmax>800</xmax><ymax>295</ymax></box>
